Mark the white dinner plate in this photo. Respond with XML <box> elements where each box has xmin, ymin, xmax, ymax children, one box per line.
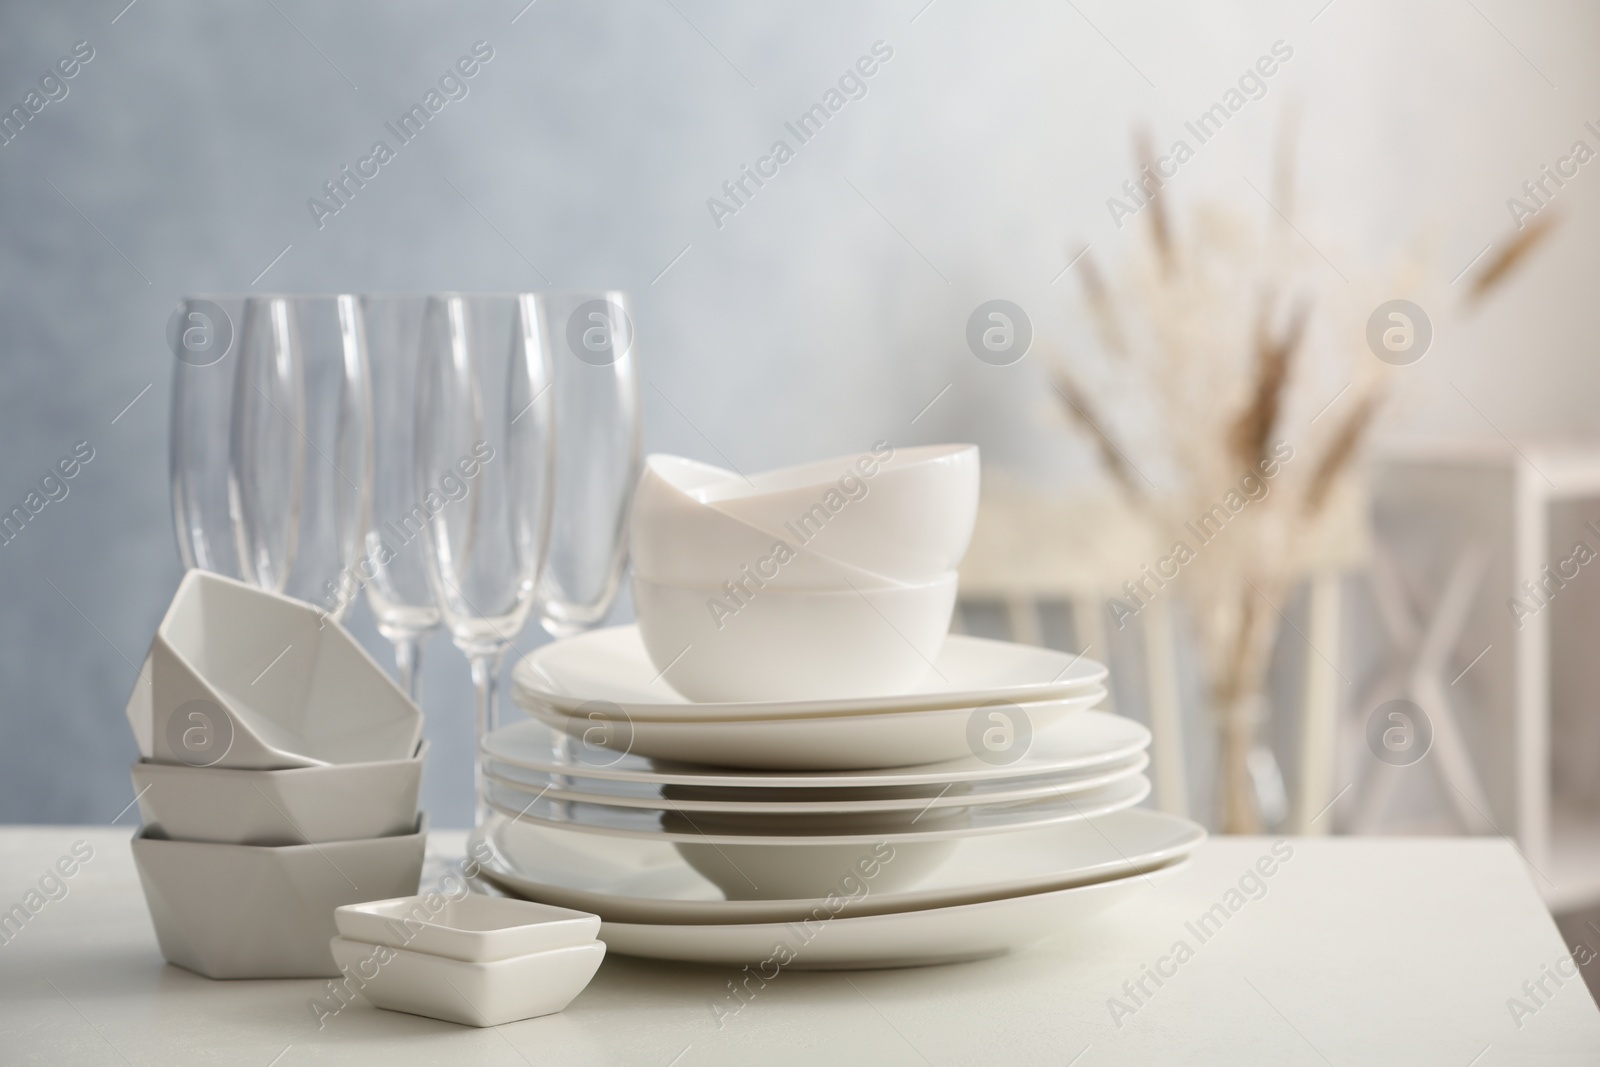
<box><xmin>473</xmin><ymin>807</ymin><xmax>1204</xmax><ymax>925</ymax></box>
<box><xmin>511</xmin><ymin>626</ymin><xmax>1108</xmax><ymax>722</ymax></box>
<box><xmin>481</xmin><ymin>709</ymin><xmax>1150</xmax><ymax>788</ymax></box>
<box><xmin>482</xmin><ymin>774</ymin><xmax>1150</xmax><ymax>844</ymax></box>
<box><xmin>516</xmin><ymin>687</ymin><xmax>1107</xmax><ymax>770</ymax></box>
<box><xmin>483</xmin><ymin>752</ymin><xmax>1149</xmax><ymax>814</ymax></box>
<box><xmin>545</xmin><ymin>862</ymin><xmax>1187</xmax><ymax>968</ymax></box>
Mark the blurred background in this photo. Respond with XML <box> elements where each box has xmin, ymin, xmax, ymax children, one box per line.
<box><xmin>3</xmin><ymin>0</ymin><xmax>1599</xmax><ymax>946</ymax></box>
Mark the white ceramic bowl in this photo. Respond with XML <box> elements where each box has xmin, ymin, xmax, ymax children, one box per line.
<box><xmin>672</xmin><ymin>837</ymin><xmax>959</xmax><ymax>901</ymax></box>
<box><xmin>631</xmin><ymin>455</ymin><xmax>904</xmax><ymax>590</ymax></box>
<box><xmin>328</xmin><ymin>937</ymin><xmax>605</xmax><ymax>1028</ymax></box>
<box><xmin>631</xmin><ymin>572</ymin><xmax>957</xmax><ymax>703</ymax></box>
<box><xmin>335</xmin><ymin>894</ymin><xmax>600</xmax><ymax>963</ymax></box>
<box><xmin>687</xmin><ymin>444</ymin><xmax>980</xmax><ymax>583</ymax></box>
<box><xmin>126</xmin><ymin>570</ymin><xmax>423</xmax><ymax>769</ymax></box>
<box><xmin>131</xmin><ymin>818</ymin><xmax>427</xmax><ymax>979</ymax></box>
<box><xmin>129</xmin><ymin>743</ymin><xmax>426</xmax><ymax>845</ymax></box>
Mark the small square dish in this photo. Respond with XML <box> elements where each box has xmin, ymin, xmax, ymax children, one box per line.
<box><xmin>328</xmin><ymin>937</ymin><xmax>606</xmax><ymax>1027</ymax></box>
<box><xmin>335</xmin><ymin>894</ymin><xmax>601</xmax><ymax>963</ymax></box>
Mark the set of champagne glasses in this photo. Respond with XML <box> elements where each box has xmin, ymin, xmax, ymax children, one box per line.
<box><xmin>168</xmin><ymin>292</ymin><xmax>641</xmax><ymax>818</ymax></box>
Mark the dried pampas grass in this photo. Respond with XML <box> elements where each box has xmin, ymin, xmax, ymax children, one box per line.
<box><xmin>1050</xmin><ymin>123</ymin><xmax>1553</xmax><ymax>833</ymax></box>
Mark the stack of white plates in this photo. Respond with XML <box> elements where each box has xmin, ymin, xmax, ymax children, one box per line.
<box><xmin>472</xmin><ymin>625</ymin><xmax>1204</xmax><ymax>969</ymax></box>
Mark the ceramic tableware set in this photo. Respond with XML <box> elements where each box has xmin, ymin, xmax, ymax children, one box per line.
<box><xmin>473</xmin><ymin>445</ymin><xmax>1207</xmax><ymax>968</ymax></box>
<box><xmin>124</xmin><ymin>570</ymin><xmax>427</xmax><ymax>979</ymax></box>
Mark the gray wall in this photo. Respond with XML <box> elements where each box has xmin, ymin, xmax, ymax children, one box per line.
<box><xmin>2</xmin><ymin>0</ymin><xmax>1597</xmax><ymax>827</ymax></box>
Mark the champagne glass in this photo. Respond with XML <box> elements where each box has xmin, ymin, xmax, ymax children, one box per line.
<box><xmin>359</xmin><ymin>295</ymin><xmax>441</xmax><ymax>696</ymax></box>
<box><xmin>535</xmin><ymin>291</ymin><xmax>642</xmax><ymax>637</ymax></box>
<box><xmin>228</xmin><ymin>295</ymin><xmax>372</xmax><ymax>619</ymax></box>
<box><xmin>415</xmin><ymin>293</ymin><xmax>555</xmax><ymax>819</ymax></box>
<box><xmin>286</xmin><ymin>294</ymin><xmax>371</xmax><ymax>620</ymax></box>
<box><xmin>229</xmin><ymin>296</ymin><xmax>305</xmax><ymax>593</ymax></box>
<box><xmin>170</xmin><ymin>295</ymin><xmax>243</xmax><ymax>576</ymax></box>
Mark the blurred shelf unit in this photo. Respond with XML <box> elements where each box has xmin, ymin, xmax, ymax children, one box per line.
<box><xmin>955</xmin><ymin>479</ymin><xmax>1366</xmax><ymax>833</ymax></box>
<box><xmin>1372</xmin><ymin>438</ymin><xmax>1600</xmax><ymax>912</ymax></box>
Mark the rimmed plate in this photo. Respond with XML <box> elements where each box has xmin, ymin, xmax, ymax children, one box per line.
<box><xmin>481</xmin><ymin>710</ymin><xmax>1150</xmax><ymax>788</ymax></box>
<box><xmin>591</xmin><ymin>861</ymin><xmax>1188</xmax><ymax>968</ymax></box>
<box><xmin>476</xmin><ymin>858</ymin><xmax>1190</xmax><ymax>968</ymax></box>
<box><xmin>511</xmin><ymin>626</ymin><xmax>1108</xmax><ymax>722</ymax></box>
<box><xmin>473</xmin><ymin>807</ymin><xmax>1204</xmax><ymax>926</ymax></box>
<box><xmin>482</xmin><ymin>774</ymin><xmax>1150</xmax><ymax>844</ymax></box>
<box><xmin>483</xmin><ymin>752</ymin><xmax>1150</xmax><ymax>814</ymax></box>
<box><xmin>516</xmin><ymin>687</ymin><xmax>1108</xmax><ymax>770</ymax></box>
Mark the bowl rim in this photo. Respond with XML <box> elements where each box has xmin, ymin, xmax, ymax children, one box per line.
<box><xmin>630</xmin><ymin>572</ymin><xmax>958</xmax><ymax>596</ymax></box>
<box><xmin>335</xmin><ymin>893</ymin><xmax>600</xmax><ymax>941</ymax></box>
<box><xmin>133</xmin><ymin>813</ymin><xmax>428</xmax><ymax>852</ymax></box>
<box><xmin>633</xmin><ymin>459</ymin><xmax>921</xmax><ymax>588</ymax></box>
<box><xmin>649</xmin><ymin>444</ymin><xmax>977</xmax><ymax>505</ymax></box>
<box><xmin>131</xmin><ymin>740</ymin><xmax>428</xmax><ymax>779</ymax></box>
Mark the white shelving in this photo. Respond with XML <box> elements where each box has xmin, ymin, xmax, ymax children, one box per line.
<box><xmin>1375</xmin><ymin>440</ymin><xmax>1600</xmax><ymax>912</ymax></box>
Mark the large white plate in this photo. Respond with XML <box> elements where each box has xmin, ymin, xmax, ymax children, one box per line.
<box><xmin>517</xmin><ymin>687</ymin><xmax>1107</xmax><ymax>770</ymax></box>
<box><xmin>511</xmin><ymin>626</ymin><xmax>1108</xmax><ymax>721</ymax></box>
<box><xmin>483</xmin><ymin>752</ymin><xmax>1150</xmax><ymax>814</ymax></box>
<box><xmin>481</xmin><ymin>709</ymin><xmax>1150</xmax><ymax>787</ymax></box>
<box><xmin>482</xmin><ymin>774</ymin><xmax>1150</xmax><ymax>844</ymax></box>
<box><xmin>582</xmin><ymin>862</ymin><xmax>1187</xmax><ymax>968</ymax></box>
<box><xmin>474</xmin><ymin>807</ymin><xmax>1204</xmax><ymax>925</ymax></box>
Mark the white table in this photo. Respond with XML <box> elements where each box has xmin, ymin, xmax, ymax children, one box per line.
<box><xmin>2</xmin><ymin>828</ymin><xmax>1597</xmax><ymax>1065</ymax></box>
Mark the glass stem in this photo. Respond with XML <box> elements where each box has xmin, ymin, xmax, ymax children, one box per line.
<box><xmin>468</xmin><ymin>647</ymin><xmax>507</xmax><ymax>828</ymax></box>
<box><xmin>392</xmin><ymin>637</ymin><xmax>424</xmax><ymax>702</ymax></box>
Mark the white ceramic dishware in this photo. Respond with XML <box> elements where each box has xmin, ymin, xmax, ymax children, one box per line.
<box><xmin>474</xmin><ymin>808</ymin><xmax>1204</xmax><ymax>925</ymax></box>
<box><xmin>630</xmin><ymin>455</ymin><xmax>904</xmax><ymax>590</ymax></box>
<box><xmin>334</xmin><ymin>894</ymin><xmax>600</xmax><ymax>963</ymax></box>
<box><xmin>484</xmin><ymin>774</ymin><xmax>1148</xmax><ymax>847</ymax></box>
<box><xmin>482</xmin><ymin>752</ymin><xmax>1149</xmax><ymax>814</ymax></box>
<box><xmin>131</xmin><ymin>818</ymin><xmax>427</xmax><ymax>979</ymax></box>
<box><xmin>127</xmin><ymin>570</ymin><xmax>423</xmax><ymax>769</ymax></box>
<box><xmin>632</xmin><ymin>573</ymin><xmax>957</xmax><ymax>703</ymax></box>
<box><xmin>512</xmin><ymin>625</ymin><xmax>1108</xmax><ymax>721</ymax></box>
<box><xmin>130</xmin><ymin>743</ymin><xmax>426</xmax><ymax>845</ymax></box>
<box><xmin>593</xmin><ymin>860</ymin><xmax>1186</xmax><ymax>968</ymax></box>
<box><xmin>328</xmin><ymin>937</ymin><xmax>605</xmax><ymax>1027</ymax></box>
<box><xmin>482</xmin><ymin>710</ymin><xmax>1150</xmax><ymax>788</ymax></box>
<box><xmin>675</xmin><ymin>835</ymin><xmax>953</xmax><ymax>900</ymax></box>
<box><xmin>518</xmin><ymin>685</ymin><xmax>1105</xmax><ymax>769</ymax></box>
<box><xmin>679</xmin><ymin>444</ymin><xmax>981</xmax><ymax>583</ymax></box>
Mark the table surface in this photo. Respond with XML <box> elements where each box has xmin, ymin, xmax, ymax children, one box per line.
<box><xmin>1</xmin><ymin>828</ymin><xmax>1597</xmax><ymax>1065</ymax></box>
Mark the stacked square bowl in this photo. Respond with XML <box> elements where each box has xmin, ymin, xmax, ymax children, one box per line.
<box><xmin>329</xmin><ymin>895</ymin><xmax>606</xmax><ymax>1026</ymax></box>
<box><xmin>470</xmin><ymin>446</ymin><xmax>1206</xmax><ymax>968</ymax></box>
<box><xmin>124</xmin><ymin>570</ymin><xmax>427</xmax><ymax>979</ymax></box>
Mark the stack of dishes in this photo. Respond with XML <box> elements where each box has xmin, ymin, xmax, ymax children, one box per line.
<box><xmin>329</xmin><ymin>895</ymin><xmax>606</xmax><ymax>1027</ymax></box>
<box><xmin>629</xmin><ymin>445</ymin><xmax>977</xmax><ymax>703</ymax></box>
<box><xmin>124</xmin><ymin>570</ymin><xmax>428</xmax><ymax>979</ymax></box>
<box><xmin>472</xmin><ymin>626</ymin><xmax>1197</xmax><ymax>968</ymax></box>
<box><xmin>470</xmin><ymin>445</ymin><xmax>1203</xmax><ymax>969</ymax></box>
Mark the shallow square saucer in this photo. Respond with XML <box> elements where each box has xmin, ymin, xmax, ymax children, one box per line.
<box><xmin>335</xmin><ymin>894</ymin><xmax>600</xmax><ymax>963</ymax></box>
<box><xmin>328</xmin><ymin>937</ymin><xmax>605</xmax><ymax>1027</ymax></box>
